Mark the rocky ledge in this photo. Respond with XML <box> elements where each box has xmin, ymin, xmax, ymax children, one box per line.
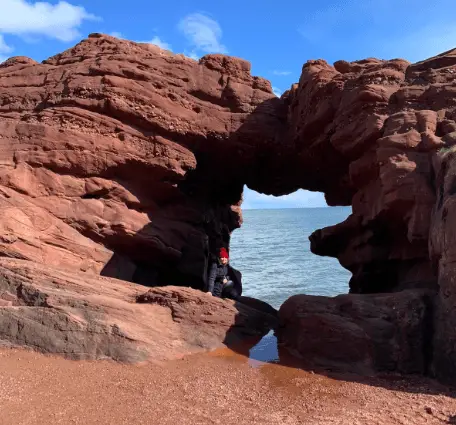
<box><xmin>0</xmin><ymin>258</ymin><xmax>276</xmax><ymax>361</ymax></box>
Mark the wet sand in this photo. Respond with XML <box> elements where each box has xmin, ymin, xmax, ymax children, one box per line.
<box><xmin>0</xmin><ymin>347</ymin><xmax>455</xmax><ymax>425</ymax></box>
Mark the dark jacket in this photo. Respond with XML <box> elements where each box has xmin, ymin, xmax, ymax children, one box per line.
<box><xmin>228</xmin><ymin>266</ymin><xmax>242</xmax><ymax>295</ymax></box>
<box><xmin>207</xmin><ymin>262</ymin><xmax>229</xmax><ymax>295</ymax></box>
<box><xmin>207</xmin><ymin>262</ymin><xmax>242</xmax><ymax>297</ymax></box>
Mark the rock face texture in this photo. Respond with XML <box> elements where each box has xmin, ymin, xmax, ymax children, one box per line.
<box><xmin>1</xmin><ymin>34</ymin><xmax>456</xmax><ymax>381</ymax></box>
<box><xmin>430</xmin><ymin>146</ymin><xmax>456</xmax><ymax>381</ymax></box>
<box><xmin>0</xmin><ymin>258</ymin><xmax>276</xmax><ymax>361</ymax></box>
<box><xmin>0</xmin><ymin>34</ymin><xmax>283</xmax><ymax>290</ymax></box>
<box><xmin>3</xmin><ymin>34</ymin><xmax>451</xmax><ymax>298</ymax></box>
<box><xmin>293</xmin><ymin>57</ymin><xmax>439</xmax><ymax>294</ymax></box>
<box><xmin>278</xmin><ymin>290</ymin><xmax>434</xmax><ymax>375</ymax></box>
<box><xmin>285</xmin><ymin>50</ymin><xmax>456</xmax><ymax>381</ymax></box>
<box><xmin>296</xmin><ymin>50</ymin><xmax>453</xmax><ymax>302</ymax></box>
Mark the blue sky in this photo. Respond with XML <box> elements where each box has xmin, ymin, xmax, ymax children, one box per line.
<box><xmin>1</xmin><ymin>0</ymin><xmax>455</xmax><ymax>209</ymax></box>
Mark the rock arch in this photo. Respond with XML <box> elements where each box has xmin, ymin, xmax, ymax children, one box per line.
<box><xmin>0</xmin><ymin>34</ymin><xmax>455</xmax><ymax>381</ymax></box>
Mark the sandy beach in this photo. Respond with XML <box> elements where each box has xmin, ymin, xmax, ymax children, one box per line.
<box><xmin>0</xmin><ymin>347</ymin><xmax>455</xmax><ymax>425</ymax></box>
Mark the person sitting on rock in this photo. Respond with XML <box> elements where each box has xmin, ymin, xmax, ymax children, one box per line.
<box><xmin>207</xmin><ymin>248</ymin><xmax>241</xmax><ymax>300</ymax></box>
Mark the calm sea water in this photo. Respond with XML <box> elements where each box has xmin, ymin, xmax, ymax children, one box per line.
<box><xmin>230</xmin><ymin>207</ymin><xmax>352</xmax><ymax>309</ymax></box>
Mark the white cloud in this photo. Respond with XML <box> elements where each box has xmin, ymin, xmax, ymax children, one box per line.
<box><xmin>272</xmin><ymin>86</ymin><xmax>282</xmax><ymax>97</ymax></box>
<box><xmin>272</xmin><ymin>70</ymin><xmax>291</xmax><ymax>76</ymax></box>
<box><xmin>185</xmin><ymin>51</ymin><xmax>199</xmax><ymax>60</ymax></box>
<box><xmin>0</xmin><ymin>0</ymin><xmax>98</xmax><ymax>42</ymax></box>
<box><xmin>0</xmin><ymin>34</ymin><xmax>13</xmax><ymax>57</ymax></box>
<box><xmin>178</xmin><ymin>13</ymin><xmax>227</xmax><ymax>54</ymax></box>
<box><xmin>0</xmin><ymin>35</ymin><xmax>13</xmax><ymax>62</ymax></box>
<box><xmin>0</xmin><ymin>35</ymin><xmax>13</xmax><ymax>54</ymax></box>
<box><xmin>110</xmin><ymin>31</ymin><xmax>123</xmax><ymax>39</ymax></box>
<box><xmin>243</xmin><ymin>188</ymin><xmax>328</xmax><ymax>210</ymax></box>
<box><xmin>146</xmin><ymin>36</ymin><xmax>172</xmax><ymax>51</ymax></box>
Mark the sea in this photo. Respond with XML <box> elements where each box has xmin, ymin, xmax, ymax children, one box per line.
<box><xmin>230</xmin><ymin>207</ymin><xmax>352</xmax><ymax>310</ymax></box>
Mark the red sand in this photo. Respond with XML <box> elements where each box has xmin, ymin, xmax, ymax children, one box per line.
<box><xmin>0</xmin><ymin>348</ymin><xmax>455</xmax><ymax>425</ymax></box>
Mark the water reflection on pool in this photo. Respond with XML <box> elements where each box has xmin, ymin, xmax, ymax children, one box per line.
<box><xmin>248</xmin><ymin>331</ymin><xmax>279</xmax><ymax>367</ymax></box>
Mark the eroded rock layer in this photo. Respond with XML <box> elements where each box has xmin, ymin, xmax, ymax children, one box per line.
<box><xmin>283</xmin><ymin>49</ymin><xmax>456</xmax><ymax>381</ymax></box>
<box><xmin>0</xmin><ymin>258</ymin><xmax>276</xmax><ymax>361</ymax></box>
<box><xmin>1</xmin><ymin>34</ymin><xmax>456</xmax><ymax>381</ymax></box>
<box><xmin>290</xmin><ymin>55</ymin><xmax>451</xmax><ymax>294</ymax></box>
<box><xmin>0</xmin><ymin>34</ymin><xmax>285</xmax><ymax>289</ymax></box>
<box><xmin>4</xmin><ymin>34</ymin><xmax>453</xmax><ymax>297</ymax></box>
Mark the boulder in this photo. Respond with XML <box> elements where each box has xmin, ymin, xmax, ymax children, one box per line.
<box><xmin>278</xmin><ymin>290</ymin><xmax>434</xmax><ymax>375</ymax></box>
<box><xmin>0</xmin><ymin>258</ymin><xmax>276</xmax><ymax>361</ymax></box>
<box><xmin>429</xmin><ymin>146</ymin><xmax>456</xmax><ymax>382</ymax></box>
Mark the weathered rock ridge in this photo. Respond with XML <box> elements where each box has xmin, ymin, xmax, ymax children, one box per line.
<box><xmin>283</xmin><ymin>49</ymin><xmax>456</xmax><ymax>381</ymax></box>
<box><xmin>1</xmin><ymin>34</ymin><xmax>456</xmax><ymax>381</ymax></box>
<box><xmin>0</xmin><ymin>34</ymin><xmax>285</xmax><ymax>289</ymax></box>
<box><xmin>291</xmin><ymin>56</ymin><xmax>449</xmax><ymax>294</ymax></box>
<box><xmin>2</xmin><ymin>34</ymin><xmax>450</xmax><ymax>294</ymax></box>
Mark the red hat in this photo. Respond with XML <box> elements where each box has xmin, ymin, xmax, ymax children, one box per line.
<box><xmin>219</xmin><ymin>247</ymin><xmax>229</xmax><ymax>259</ymax></box>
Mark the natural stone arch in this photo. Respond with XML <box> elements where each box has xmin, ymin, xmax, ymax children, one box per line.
<box><xmin>1</xmin><ymin>34</ymin><xmax>456</xmax><ymax>381</ymax></box>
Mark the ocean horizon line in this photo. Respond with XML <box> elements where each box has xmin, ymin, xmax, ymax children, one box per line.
<box><xmin>242</xmin><ymin>206</ymin><xmax>351</xmax><ymax>211</ymax></box>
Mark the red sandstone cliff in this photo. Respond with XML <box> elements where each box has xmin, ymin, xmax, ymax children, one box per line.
<box><xmin>0</xmin><ymin>34</ymin><xmax>285</xmax><ymax>289</ymax></box>
<box><xmin>1</xmin><ymin>34</ymin><xmax>456</xmax><ymax>382</ymax></box>
<box><xmin>281</xmin><ymin>49</ymin><xmax>456</xmax><ymax>381</ymax></box>
<box><xmin>292</xmin><ymin>56</ymin><xmax>443</xmax><ymax>294</ymax></box>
